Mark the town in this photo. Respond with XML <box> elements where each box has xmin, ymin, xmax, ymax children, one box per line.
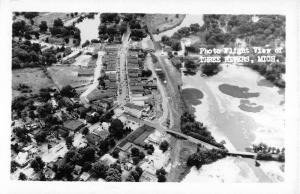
<box><xmin>11</xmin><ymin>12</ymin><xmax>286</xmax><ymax>182</ymax></box>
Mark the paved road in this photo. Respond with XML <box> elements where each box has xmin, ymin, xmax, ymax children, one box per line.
<box><xmin>80</xmin><ymin>51</ymin><xmax>105</xmax><ymax>104</ymax></box>
<box><xmin>117</xmin><ymin>28</ymin><xmax>131</xmax><ymax>105</ymax></box>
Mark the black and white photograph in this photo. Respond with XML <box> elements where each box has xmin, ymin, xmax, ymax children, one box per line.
<box><xmin>0</xmin><ymin>0</ymin><xmax>299</xmax><ymax>193</ymax></box>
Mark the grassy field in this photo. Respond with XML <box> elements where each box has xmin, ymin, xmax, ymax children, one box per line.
<box><xmin>33</xmin><ymin>12</ymin><xmax>69</xmax><ymax>27</ymax></box>
<box><xmin>47</xmin><ymin>65</ymin><xmax>93</xmax><ymax>90</ymax></box>
<box><xmin>145</xmin><ymin>14</ymin><xmax>185</xmax><ymax>34</ymax></box>
<box><xmin>12</xmin><ymin>68</ymin><xmax>55</xmax><ymax>99</ymax></box>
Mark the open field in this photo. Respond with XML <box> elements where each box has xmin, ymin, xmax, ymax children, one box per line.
<box><xmin>33</xmin><ymin>12</ymin><xmax>69</xmax><ymax>27</ymax></box>
<box><xmin>47</xmin><ymin>65</ymin><xmax>93</xmax><ymax>90</ymax></box>
<box><xmin>12</xmin><ymin>68</ymin><xmax>55</xmax><ymax>98</ymax></box>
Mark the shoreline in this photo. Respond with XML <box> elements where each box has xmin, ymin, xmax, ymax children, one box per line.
<box><xmin>151</xmin><ymin>14</ymin><xmax>186</xmax><ymax>35</ymax></box>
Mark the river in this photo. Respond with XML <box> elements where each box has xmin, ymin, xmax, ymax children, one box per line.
<box><xmin>152</xmin><ymin>13</ymin><xmax>285</xmax><ymax>182</ymax></box>
<box><xmin>181</xmin><ymin>64</ymin><xmax>285</xmax><ymax>182</ymax></box>
<box><xmin>153</xmin><ymin>14</ymin><xmax>204</xmax><ymax>41</ymax></box>
<box><xmin>75</xmin><ymin>13</ymin><xmax>101</xmax><ymax>45</ymax></box>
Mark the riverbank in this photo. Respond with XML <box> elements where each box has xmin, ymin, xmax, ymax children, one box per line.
<box><xmin>146</xmin><ymin>14</ymin><xmax>186</xmax><ymax>35</ymax></box>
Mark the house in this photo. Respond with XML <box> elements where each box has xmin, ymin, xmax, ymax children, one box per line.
<box><xmin>100</xmin><ymin>154</ymin><xmax>117</xmax><ymax>166</ymax></box>
<box><xmin>86</xmin><ymin>133</ymin><xmax>102</xmax><ymax>146</ymax></box>
<box><xmin>124</xmin><ymin>103</ymin><xmax>144</xmax><ymax>118</ymax></box>
<box><xmin>139</xmin><ymin>171</ymin><xmax>158</xmax><ymax>182</ymax></box>
<box><xmin>72</xmin><ymin>165</ymin><xmax>83</xmax><ymax>179</ymax></box>
<box><xmin>78</xmin><ymin>69</ymin><xmax>94</xmax><ymax>77</ymax></box>
<box><xmin>79</xmin><ymin>172</ymin><xmax>91</xmax><ymax>181</ymax></box>
<box><xmin>44</xmin><ymin>167</ymin><xmax>55</xmax><ymax>180</ymax></box>
<box><xmin>63</xmin><ymin>120</ymin><xmax>85</xmax><ymax>132</ymax></box>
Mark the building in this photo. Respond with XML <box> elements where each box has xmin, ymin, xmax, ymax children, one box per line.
<box><xmin>79</xmin><ymin>172</ymin><xmax>91</xmax><ymax>181</ymax></box>
<box><xmin>78</xmin><ymin>69</ymin><xmax>94</xmax><ymax>77</ymax></box>
<box><xmin>124</xmin><ymin>103</ymin><xmax>144</xmax><ymax>118</ymax></box>
<box><xmin>139</xmin><ymin>171</ymin><xmax>158</xmax><ymax>182</ymax></box>
<box><xmin>63</xmin><ymin>120</ymin><xmax>85</xmax><ymax>132</ymax></box>
<box><xmin>86</xmin><ymin>133</ymin><xmax>102</xmax><ymax>146</ymax></box>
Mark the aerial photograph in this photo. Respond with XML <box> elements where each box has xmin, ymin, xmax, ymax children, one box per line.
<box><xmin>11</xmin><ymin>12</ymin><xmax>285</xmax><ymax>182</ymax></box>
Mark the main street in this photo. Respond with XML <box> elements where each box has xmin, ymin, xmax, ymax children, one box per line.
<box><xmin>117</xmin><ymin>28</ymin><xmax>131</xmax><ymax>106</ymax></box>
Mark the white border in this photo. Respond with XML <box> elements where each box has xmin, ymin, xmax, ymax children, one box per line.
<box><xmin>0</xmin><ymin>0</ymin><xmax>299</xmax><ymax>193</ymax></box>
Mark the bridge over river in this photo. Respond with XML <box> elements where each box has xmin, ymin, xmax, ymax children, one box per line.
<box><xmin>124</xmin><ymin>114</ymin><xmax>258</xmax><ymax>159</ymax></box>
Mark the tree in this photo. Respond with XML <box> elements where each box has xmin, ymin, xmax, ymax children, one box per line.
<box><xmin>53</xmin><ymin>18</ymin><xmax>64</xmax><ymax>27</ymax></box>
<box><xmin>190</xmin><ymin>23</ymin><xmax>200</xmax><ymax>33</ymax></box>
<box><xmin>23</xmin><ymin>12</ymin><xmax>38</xmax><ymax>20</ymax></box>
<box><xmin>18</xmin><ymin>172</ymin><xmax>27</xmax><ymax>180</ymax></box>
<box><xmin>139</xmin><ymin>151</ymin><xmax>145</xmax><ymax>160</ymax></box>
<box><xmin>81</xmin><ymin>147</ymin><xmax>96</xmax><ymax>162</ymax></box>
<box><xmin>171</xmin><ymin>40</ymin><xmax>181</xmax><ymax>51</ymax></box>
<box><xmin>60</xmin><ymin>85</ymin><xmax>76</xmax><ymax>98</ymax></box>
<box><xmin>39</xmin><ymin>21</ymin><xmax>48</xmax><ymax>32</ymax></box>
<box><xmin>159</xmin><ymin>140</ymin><xmax>169</xmax><ymax>152</ymax></box>
<box><xmin>125</xmin><ymin>174</ymin><xmax>135</xmax><ymax>182</ymax></box>
<box><xmin>82</xmin><ymin>162</ymin><xmax>92</xmax><ymax>172</ymax></box>
<box><xmin>82</xmin><ymin>127</ymin><xmax>89</xmax><ymax>135</ymax></box>
<box><xmin>141</xmin><ymin>69</ymin><xmax>152</xmax><ymax>77</ymax></box>
<box><xmin>111</xmin><ymin>149</ymin><xmax>119</xmax><ymax>159</ymax></box>
<box><xmin>156</xmin><ymin>168</ymin><xmax>167</xmax><ymax>182</ymax></box>
<box><xmin>144</xmin><ymin>143</ymin><xmax>155</xmax><ymax>155</ymax></box>
<box><xmin>30</xmin><ymin>156</ymin><xmax>45</xmax><ymax>172</ymax></box>
<box><xmin>56</xmin><ymin>163</ymin><xmax>74</xmax><ymax>180</ymax></box>
<box><xmin>11</xmin><ymin>161</ymin><xmax>19</xmax><ymax>173</ymax></box>
<box><xmin>105</xmin><ymin>168</ymin><xmax>122</xmax><ymax>182</ymax></box>
<box><xmin>14</xmin><ymin>127</ymin><xmax>30</xmax><ymax>142</ymax></box>
<box><xmin>92</xmin><ymin>161</ymin><xmax>109</xmax><ymax>178</ymax></box>
<box><xmin>109</xmin><ymin>119</ymin><xmax>124</xmax><ymax>139</ymax></box>
<box><xmin>34</xmin><ymin>131</ymin><xmax>47</xmax><ymax>143</ymax></box>
<box><xmin>132</xmin><ymin>156</ymin><xmax>141</xmax><ymax>165</ymax></box>
<box><xmin>131</xmin><ymin>147</ymin><xmax>140</xmax><ymax>157</ymax></box>
<box><xmin>66</xmin><ymin>136</ymin><xmax>73</xmax><ymax>148</ymax></box>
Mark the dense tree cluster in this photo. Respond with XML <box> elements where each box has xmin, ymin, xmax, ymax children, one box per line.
<box><xmin>60</xmin><ymin>85</ymin><xmax>77</xmax><ymax>98</ymax></box>
<box><xmin>252</xmin><ymin>143</ymin><xmax>285</xmax><ymax>162</ymax></box>
<box><xmin>98</xmin><ymin>13</ymin><xmax>125</xmax><ymax>42</ymax></box>
<box><xmin>39</xmin><ymin>21</ymin><xmax>48</xmax><ymax>32</ymax></box>
<box><xmin>161</xmin><ymin>35</ymin><xmax>181</xmax><ymax>51</ymax></box>
<box><xmin>100</xmin><ymin>13</ymin><xmax>120</xmax><ymax>24</ymax></box>
<box><xmin>181</xmin><ymin>112</ymin><xmax>225</xmax><ymax>149</ymax></box>
<box><xmin>246</xmin><ymin>62</ymin><xmax>285</xmax><ymax>88</ymax></box>
<box><xmin>126</xmin><ymin>166</ymin><xmax>143</xmax><ymax>182</ymax></box>
<box><xmin>108</xmin><ymin>119</ymin><xmax>131</xmax><ymax>139</ymax></box>
<box><xmin>201</xmin><ymin>63</ymin><xmax>220</xmax><ymax>76</ymax></box>
<box><xmin>143</xmin><ymin>143</ymin><xmax>155</xmax><ymax>155</ymax></box>
<box><xmin>49</xmin><ymin>18</ymin><xmax>81</xmax><ymax>44</ymax></box>
<box><xmin>141</xmin><ymin>69</ymin><xmax>152</xmax><ymax>77</ymax></box>
<box><xmin>187</xmin><ymin>149</ymin><xmax>227</xmax><ymax>169</ymax></box>
<box><xmin>13</xmin><ymin>126</ymin><xmax>31</xmax><ymax>143</ymax></box>
<box><xmin>30</xmin><ymin>156</ymin><xmax>45</xmax><ymax>172</ymax></box>
<box><xmin>91</xmin><ymin>161</ymin><xmax>122</xmax><ymax>181</ymax></box>
<box><xmin>12</xmin><ymin>40</ymin><xmax>57</xmax><ymax>69</ymax></box>
<box><xmin>130</xmin><ymin>147</ymin><xmax>145</xmax><ymax>165</ymax></box>
<box><xmin>156</xmin><ymin>168</ymin><xmax>167</xmax><ymax>182</ymax></box>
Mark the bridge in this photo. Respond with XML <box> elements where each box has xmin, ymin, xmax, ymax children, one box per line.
<box><xmin>124</xmin><ymin>114</ymin><xmax>260</xmax><ymax>159</ymax></box>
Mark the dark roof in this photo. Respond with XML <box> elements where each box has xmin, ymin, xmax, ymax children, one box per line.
<box><xmin>63</xmin><ymin>120</ymin><xmax>84</xmax><ymax>131</ymax></box>
<box><xmin>124</xmin><ymin>103</ymin><xmax>144</xmax><ymax>111</ymax></box>
<box><xmin>118</xmin><ymin>124</ymin><xmax>155</xmax><ymax>147</ymax></box>
<box><xmin>86</xmin><ymin>133</ymin><xmax>102</xmax><ymax>145</ymax></box>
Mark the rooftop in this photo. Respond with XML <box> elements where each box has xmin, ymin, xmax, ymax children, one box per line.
<box><xmin>63</xmin><ymin>120</ymin><xmax>84</xmax><ymax>131</ymax></box>
<box><xmin>124</xmin><ymin>103</ymin><xmax>144</xmax><ymax>111</ymax></box>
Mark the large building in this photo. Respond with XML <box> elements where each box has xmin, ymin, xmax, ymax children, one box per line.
<box><xmin>124</xmin><ymin>103</ymin><xmax>144</xmax><ymax>118</ymax></box>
